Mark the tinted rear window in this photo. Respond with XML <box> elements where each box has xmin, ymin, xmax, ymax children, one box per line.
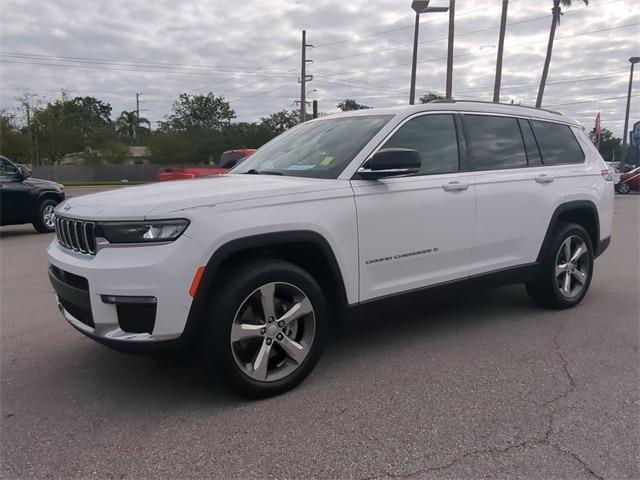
<box><xmin>530</xmin><ymin>121</ymin><xmax>585</xmax><ymax>165</ymax></box>
<box><xmin>463</xmin><ymin>115</ymin><xmax>527</xmax><ymax>170</ymax></box>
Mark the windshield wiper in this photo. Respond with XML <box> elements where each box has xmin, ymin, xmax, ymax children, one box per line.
<box><xmin>244</xmin><ymin>169</ymin><xmax>283</xmax><ymax>176</ymax></box>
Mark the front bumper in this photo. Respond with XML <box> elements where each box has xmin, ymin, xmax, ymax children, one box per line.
<box><xmin>47</xmin><ymin>233</ymin><xmax>205</xmax><ymax>345</ymax></box>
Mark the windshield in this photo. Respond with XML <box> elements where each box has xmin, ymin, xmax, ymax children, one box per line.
<box><xmin>231</xmin><ymin>115</ymin><xmax>392</xmax><ymax>179</ymax></box>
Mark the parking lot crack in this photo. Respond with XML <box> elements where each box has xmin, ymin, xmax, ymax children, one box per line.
<box><xmin>360</xmin><ymin>332</ymin><xmax>605</xmax><ymax>480</ymax></box>
<box><xmin>542</xmin><ymin>331</ymin><xmax>576</xmax><ymax>408</ymax></box>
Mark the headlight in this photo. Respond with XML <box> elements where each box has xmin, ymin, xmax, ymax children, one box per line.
<box><xmin>95</xmin><ymin>219</ymin><xmax>190</xmax><ymax>244</ymax></box>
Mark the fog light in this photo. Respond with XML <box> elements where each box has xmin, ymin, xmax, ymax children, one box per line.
<box><xmin>101</xmin><ymin>295</ymin><xmax>157</xmax><ymax>305</ymax></box>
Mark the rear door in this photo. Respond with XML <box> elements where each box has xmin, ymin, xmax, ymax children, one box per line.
<box><xmin>351</xmin><ymin>113</ymin><xmax>476</xmax><ymax>301</ymax></box>
<box><xmin>463</xmin><ymin>114</ymin><xmax>563</xmax><ymax>275</ymax></box>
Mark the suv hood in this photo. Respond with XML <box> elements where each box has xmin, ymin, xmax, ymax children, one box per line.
<box><xmin>56</xmin><ymin>174</ymin><xmax>348</xmax><ymax>220</ymax></box>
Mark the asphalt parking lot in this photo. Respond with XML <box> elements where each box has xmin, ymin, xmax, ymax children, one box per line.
<box><xmin>1</xmin><ymin>189</ymin><xmax>638</xmax><ymax>480</ymax></box>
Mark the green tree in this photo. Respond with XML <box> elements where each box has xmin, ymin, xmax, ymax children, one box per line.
<box><xmin>591</xmin><ymin>128</ymin><xmax>631</xmax><ymax>163</ymax></box>
<box><xmin>116</xmin><ymin>110</ymin><xmax>150</xmax><ymax>144</ymax></box>
<box><xmin>337</xmin><ymin>99</ymin><xmax>370</xmax><ymax>111</ymax></box>
<box><xmin>536</xmin><ymin>0</ymin><xmax>588</xmax><ymax>107</ymax></box>
<box><xmin>84</xmin><ymin>142</ymin><xmax>129</xmax><ymax>165</ymax></box>
<box><xmin>0</xmin><ymin>112</ymin><xmax>30</xmax><ymax>163</ymax></box>
<box><xmin>32</xmin><ymin>95</ymin><xmax>115</xmax><ymax>163</ymax></box>
<box><xmin>159</xmin><ymin>92</ymin><xmax>235</xmax><ymax>132</ymax></box>
<box><xmin>259</xmin><ymin>110</ymin><xmax>299</xmax><ymax>135</ymax></box>
<box><xmin>146</xmin><ymin>132</ymin><xmax>197</xmax><ymax>164</ymax></box>
<box><xmin>419</xmin><ymin>92</ymin><xmax>446</xmax><ymax>103</ymax></box>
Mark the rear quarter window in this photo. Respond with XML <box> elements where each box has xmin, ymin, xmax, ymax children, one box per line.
<box><xmin>530</xmin><ymin>120</ymin><xmax>585</xmax><ymax>165</ymax></box>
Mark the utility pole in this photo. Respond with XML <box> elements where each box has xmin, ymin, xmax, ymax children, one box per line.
<box><xmin>136</xmin><ymin>93</ymin><xmax>141</xmax><ymax>120</ymax></box>
<box><xmin>493</xmin><ymin>0</ymin><xmax>509</xmax><ymax>103</ymax></box>
<box><xmin>17</xmin><ymin>92</ymin><xmax>37</xmax><ymax>166</ymax></box>
<box><xmin>622</xmin><ymin>57</ymin><xmax>639</xmax><ymax>163</ymax></box>
<box><xmin>409</xmin><ymin>1</ymin><xmax>449</xmax><ymax>105</ymax></box>
<box><xmin>299</xmin><ymin>30</ymin><xmax>314</xmax><ymax>123</ymax></box>
<box><xmin>445</xmin><ymin>0</ymin><xmax>455</xmax><ymax>99</ymax></box>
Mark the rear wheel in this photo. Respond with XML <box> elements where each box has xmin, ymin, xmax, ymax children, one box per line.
<box><xmin>202</xmin><ymin>259</ymin><xmax>327</xmax><ymax>398</ymax></box>
<box><xmin>526</xmin><ymin>223</ymin><xmax>594</xmax><ymax>309</ymax></box>
<box><xmin>32</xmin><ymin>199</ymin><xmax>58</xmax><ymax>233</ymax></box>
<box><xmin>616</xmin><ymin>182</ymin><xmax>631</xmax><ymax>194</ymax></box>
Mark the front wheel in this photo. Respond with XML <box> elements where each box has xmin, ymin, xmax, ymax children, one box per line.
<box><xmin>202</xmin><ymin>259</ymin><xmax>328</xmax><ymax>398</ymax></box>
<box><xmin>616</xmin><ymin>182</ymin><xmax>631</xmax><ymax>194</ymax></box>
<box><xmin>526</xmin><ymin>223</ymin><xmax>594</xmax><ymax>309</ymax></box>
<box><xmin>32</xmin><ymin>199</ymin><xmax>58</xmax><ymax>233</ymax></box>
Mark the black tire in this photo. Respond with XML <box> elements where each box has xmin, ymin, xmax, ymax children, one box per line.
<box><xmin>202</xmin><ymin>259</ymin><xmax>328</xmax><ymax>398</ymax></box>
<box><xmin>32</xmin><ymin>198</ymin><xmax>58</xmax><ymax>233</ymax></box>
<box><xmin>526</xmin><ymin>222</ymin><xmax>594</xmax><ymax>310</ymax></box>
<box><xmin>616</xmin><ymin>182</ymin><xmax>631</xmax><ymax>194</ymax></box>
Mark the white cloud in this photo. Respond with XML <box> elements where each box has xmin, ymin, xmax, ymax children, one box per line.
<box><xmin>0</xmin><ymin>0</ymin><xmax>638</xmax><ymax>135</ymax></box>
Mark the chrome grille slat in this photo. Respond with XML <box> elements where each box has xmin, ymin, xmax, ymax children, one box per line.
<box><xmin>75</xmin><ymin>221</ymin><xmax>87</xmax><ymax>253</ymax></box>
<box><xmin>65</xmin><ymin>220</ymin><xmax>77</xmax><ymax>251</ymax></box>
<box><xmin>55</xmin><ymin>216</ymin><xmax>96</xmax><ymax>255</ymax></box>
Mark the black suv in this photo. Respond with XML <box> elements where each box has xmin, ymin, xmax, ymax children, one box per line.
<box><xmin>0</xmin><ymin>155</ymin><xmax>65</xmax><ymax>233</ymax></box>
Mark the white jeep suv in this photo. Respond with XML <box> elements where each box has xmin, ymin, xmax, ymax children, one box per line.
<box><xmin>48</xmin><ymin>101</ymin><xmax>614</xmax><ymax>397</ymax></box>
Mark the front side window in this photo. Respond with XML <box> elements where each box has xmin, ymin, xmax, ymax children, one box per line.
<box><xmin>231</xmin><ymin>115</ymin><xmax>392</xmax><ymax>179</ymax></box>
<box><xmin>0</xmin><ymin>157</ymin><xmax>19</xmax><ymax>178</ymax></box>
<box><xmin>381</xmin><ymin>114</ymin><xmax>459</xmax><ymax>175</ymax></box>
<box><xmin>530</xmin><ymin>121</ymin><xmax>585</xmax><ymax>165</ymax></box>
<box><xmin>463</xmin><ymin>115</ymin><xmax>527</xmax><ymax>170</ymax></box>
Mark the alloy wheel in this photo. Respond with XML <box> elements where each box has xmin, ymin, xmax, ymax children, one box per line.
<box><xmin>230</xmin><ymin>282</ymin><xmax>315</xmax><ymax>382</ymax></box>
<box><xmin>43</xmin><ymin>205</ymin><xmax>56</xmax><ymax>229</ymax></box>
<box><xmin>618</xmin><ymin>182</ymin><xmax>631</xmax><ymax>194</ymax></box>
<box><xmin>555</xmin><ymin>235</ymin><xmax>590</xmax><ymax>298</ymax></box>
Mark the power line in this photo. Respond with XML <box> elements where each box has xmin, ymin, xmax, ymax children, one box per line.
<box><xmin>545</xmin><ymin>94</ymin><xmax>640</xmax><ymax>108</ymax></box>
<box><xmin>0</xmin><ymin>58</ymin><xmax>300</xmax><ymax>79</ymax></box>
<box><xmin>319</xmin><ymin>21</ymin><xmax>640</xmax><ymax>79</ymax></box>
<box><xmin>313</xmin><ymin>0</ymin><xmax>521</xmax><ymax>49</ymax></box>
<box><xmin>0</xmin><ymin>51</ymin><xmax>297</xmax><ymax>73</ymax></box>
<box><xmin>314</xmin><ymin>14</ymin><xmax>549</xmax><ymax>65</ymax></box>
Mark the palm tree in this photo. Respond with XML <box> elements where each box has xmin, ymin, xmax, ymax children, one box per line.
<box><xmin>116</xmin><ymin>110</ymin><xmax>150</xmax><ymax>144</ymax></box>
<box><xmin>493</xmin><ymin>0</ymin><xmax>509</xmax><ymax>103</ymax></box>
<box><xmin>536</xmin><ymin>0</ymin><xmax>588</xmax><ymax>108</ymax></box>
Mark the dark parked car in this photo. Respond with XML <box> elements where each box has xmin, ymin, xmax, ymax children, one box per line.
<box><xmin>0</xmin><ymin>155</ymin><xmax>65</xmax><ymax>233</ymax></box>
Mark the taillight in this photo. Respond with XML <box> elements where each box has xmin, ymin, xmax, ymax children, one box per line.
<box><xmin>601</xmin><ymin>169</ymin><xmax>613</xmax><ymax>182</ymax></box>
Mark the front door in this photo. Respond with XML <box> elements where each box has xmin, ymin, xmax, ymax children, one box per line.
<box><xmin>0</xmin><ymin>158</ymin><xmax>29</xmax><ymax>225</ymax></box>
<box><xmin>351</xmin><ymin>113</ymin><xmax>476</xmax><ymax>302</ymax></box>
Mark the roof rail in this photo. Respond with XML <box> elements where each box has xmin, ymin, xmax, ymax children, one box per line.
<box><xmin>428</xmin><ymin>99</ymin><xmax>563</xmax><ymax>116</ymax></box>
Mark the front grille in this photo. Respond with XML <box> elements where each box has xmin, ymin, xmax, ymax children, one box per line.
<box><xmin>55</xmin><ymin>216</ymin><xmax>96</xmax><ymax>254</ymax></box>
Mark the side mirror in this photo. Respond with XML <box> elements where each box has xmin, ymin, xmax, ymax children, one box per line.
<box><xmin>357</xmin><ymin>148</ymin><xmax>421</xmax><ymax>179</ymax></box>
<box><xmin>18</xmin><ymin>165</ymin><xmax>31</xmax><ymax>180</ymax></box>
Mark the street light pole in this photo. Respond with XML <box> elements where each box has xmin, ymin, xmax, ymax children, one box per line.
<box><xmin>622</xmin><ymin>56</ymin><xmax>639</xmax><ymax>163</ymax></box>
<box><xmin>409</xmin><ymin>11</ymin><xmax>420</xmax><ymax>105</ymax></box>
<box><xmin>409</xmin><ymin>1</ymin><xmax>449</xmax><ymax>105</ymax></box>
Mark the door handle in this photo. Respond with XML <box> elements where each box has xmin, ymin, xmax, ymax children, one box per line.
<box><xmin>535</xmin><ymin>174</ymin><xmax>555</xmax><ymax>184</ymax></box>
<box><xmin>442</xmin><ymin>181</ymin><xmax>469</xmax><ymax>192</ymax></box>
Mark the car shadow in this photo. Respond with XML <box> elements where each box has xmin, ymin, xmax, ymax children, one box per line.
<box><xmin>47</xmin><ymin>283</ymin><xmax>536</xmax><ymax>411</ymax></box>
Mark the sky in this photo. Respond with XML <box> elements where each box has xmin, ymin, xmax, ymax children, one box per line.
<box><xmin>1</xmin><ymin>0</ymin><xmax>639</xmax><ymax>137</ymax></box>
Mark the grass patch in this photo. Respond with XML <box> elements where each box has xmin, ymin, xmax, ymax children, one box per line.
<box><xmin>62</xmin><ymin>181</ymin><xmax>150</xmax><ymax>187</ymax></box>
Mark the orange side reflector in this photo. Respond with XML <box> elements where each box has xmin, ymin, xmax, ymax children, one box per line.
<box><xmin>189</xmin><ymin>266</ymin><xmax>206</xmax><ymax>298</ymax></box>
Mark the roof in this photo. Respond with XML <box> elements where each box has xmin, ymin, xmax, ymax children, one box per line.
<box><xmin>324</xmin><ymin>100</ymin><xmax>581</xmax><ymax>127</ymax></box>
